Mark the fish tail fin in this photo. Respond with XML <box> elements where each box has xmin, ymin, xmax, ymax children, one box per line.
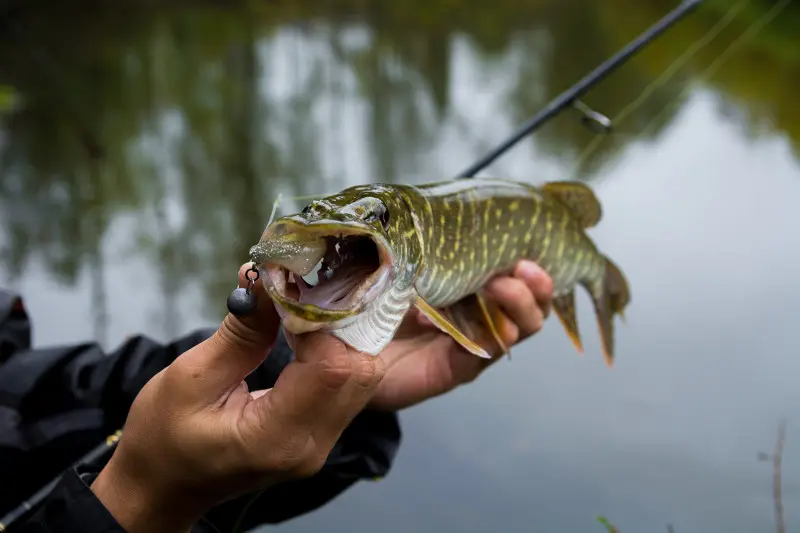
<box><xmin>583</xmin><ymin>256</ymin><xmax>630</xmax><ymax>367</ymax></box>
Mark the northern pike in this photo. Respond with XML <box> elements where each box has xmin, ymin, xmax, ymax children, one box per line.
<box><xmin>249</xmin><ymin>178</ymin><xmax>630</xmax><ymax>366</ymax></box>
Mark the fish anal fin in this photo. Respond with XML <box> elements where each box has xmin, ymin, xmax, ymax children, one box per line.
<box><xmin>474</xmin><ymin>293</ymin><xmax>510</xmax><ymax>358</ymax></box>
<box><xmin>552</xmin><ymin>291</ymin><xmax>583</xmax><ymax>355</ymax></box>
<box><xmin>542</xmin><ymin>181</ymin><xmax>602</xmax><ymax>228</ymax></box>
<box><xmin>443</xmin><ymin>293</ymin><xmax>513</xmax><ymax>360</ymax></box>
<box><xmin>414</xmin><ymin>296</ymin><xmax>491</xmax><ymax>359</ymax></box>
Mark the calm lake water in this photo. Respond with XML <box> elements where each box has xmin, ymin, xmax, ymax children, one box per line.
<box><xmin>2</xmin><ymin>1</ymin><xmax>799</xmax><ymax>531</ymax></box>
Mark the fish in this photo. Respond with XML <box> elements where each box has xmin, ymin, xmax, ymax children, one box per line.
<box><xmin>249</xmin><ymin>178</ymin><xmax>630</xmax><ymax>366</ymax></box>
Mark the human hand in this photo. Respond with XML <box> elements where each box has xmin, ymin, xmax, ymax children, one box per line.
<box><xmin>369</xmin><ymin>260</ymin><xmax>553</xmax><ymax>411</ymax></box>
<box><xmin>91</xmin><ymin>264</ymin><xmax>385</xmax><ymax>533</ymax></box>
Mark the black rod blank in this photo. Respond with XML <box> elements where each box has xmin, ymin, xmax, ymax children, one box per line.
<box><xmin>455</xmin><ymin>0</ymin><xmax>704</xmax><ymax>179</ymax></box>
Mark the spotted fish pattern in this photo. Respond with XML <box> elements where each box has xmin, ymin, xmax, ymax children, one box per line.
<box><xmin>256</xmin><ymin>178</ymin><xmax>631</xmax><ymax>366</ymax></box>
<box><xmin>398</xmin><ymin>178</ymin><xmax>630</xmax><ymax>366</ymax></box>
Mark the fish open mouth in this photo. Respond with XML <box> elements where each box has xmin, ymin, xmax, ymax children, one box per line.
<box><xmin>254</xmin><ymin>222</ymin><xmax>393</xmax><ymax>320</ymax></box>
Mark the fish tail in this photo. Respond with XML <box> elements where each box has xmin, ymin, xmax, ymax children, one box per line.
<box><xmin>583</xmin><ymin>255</ymin><xmax>630</xmax><ymax>367</ymax></box>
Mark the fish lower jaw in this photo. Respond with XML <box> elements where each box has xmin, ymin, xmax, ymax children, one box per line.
<box><xmin>272</xmin><ymin>301</ymin><xmax>359</xmax><ymax>335</ymax></box>
<box><xmin>280</xmin><ymin>315</ymin><xmax>326</xmax><ymax>335</ymax></box>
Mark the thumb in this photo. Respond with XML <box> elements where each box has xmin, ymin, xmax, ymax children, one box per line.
<box><xmin>177</xmin><ymin>263</ymin><xmax>282</xmax><ymax>399</ymax></box>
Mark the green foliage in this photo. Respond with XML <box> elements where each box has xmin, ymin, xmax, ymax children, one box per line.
<box><xmin>0</xmin><ymin>84</ymin><xmax>20</xmax><ymax>113</ymax></box>
<box><xmin>596</xmin><ymin>515</ymin><xmax>619</xmax><ymax>533</ymax></box>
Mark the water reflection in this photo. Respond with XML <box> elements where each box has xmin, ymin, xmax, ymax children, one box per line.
<box><xmin>1</xmin><ymin>0</ymin><xmax>799</xmax><ymax>531</ymax></box>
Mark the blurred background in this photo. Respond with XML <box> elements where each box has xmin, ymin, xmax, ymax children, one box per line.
<box><xmin>1</xmin><ymin>0</ymin><xmax>799</xmax><ymax>531</ymax></box>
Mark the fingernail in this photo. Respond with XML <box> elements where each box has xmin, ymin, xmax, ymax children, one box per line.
<box><xmin>516</xmin><ymin>260</ymin><xmax>541</xmax><ymax>281</ymax></box>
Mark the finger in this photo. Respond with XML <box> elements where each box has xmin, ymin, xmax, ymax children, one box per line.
<box><xmin>483</xmin><ymin>277</ymin><xmax>543</xmax><ymax>341</ymax></box>
<box><xmin>390</xmin><ymin>308</ymin><xmax>433</xmax><ymax>341</ymax></box>
<box><xmin>370</xmin><ymin>330</ymin><xmax>500</xmax><ymax>411</ymax></box>
<box><xmin>369</xmin><ymin>333</ymin><xmax>464</xmax><ymax>410</ymax></box>
<box><xmin>513</xmin><ymin>260</ymin><xmax>554</xmax><ymax>317</ymax></box>
<box><xmin>250</xmin><ymin>388</ymin><xmax>271</xmax><ymax>400</ymax></box>
<box><xmin>250</xmin><ymin>332</ymin><xmax>384</xmax><ymax>445</ymax></box>
<box><xmin>173</xmin><ymin>263</ymin><xmax>281</xmax><ymax>400</ymax></box>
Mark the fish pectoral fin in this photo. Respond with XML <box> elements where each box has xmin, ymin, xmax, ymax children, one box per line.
<box><xmin>414</xmin><ymin>296</ymin><xmax>492</xmax><ymax>359</ymax></box>
<box><xmin>542</xmin><ymin>181</ymin><xmax>602</xmax><ymax>228</ymax></box>
<box><xmin>552</xmin><ymin>290</ymin><xmax>583</xmax><ymax>355</ymax></box>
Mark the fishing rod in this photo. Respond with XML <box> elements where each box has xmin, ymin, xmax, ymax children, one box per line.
<box><xmin>457</xmin><ymin>0</ymin><xmax>703</xmax><ymax>178</ymax></box>
<box><xmin>0</xmin><ymin>2</ymin><xmax>702</xmax><ymax>530</ymax></box>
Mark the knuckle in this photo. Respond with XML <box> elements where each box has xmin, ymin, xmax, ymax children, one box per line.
<box><xmin>483</xmin><ymin>277</ymin><xmax>503</xmax><ymax>293</ymax></box>
<box><xmin>213</xmin><ymin>315</ymin><xmax>263</xmax><ymax>353</ymax></box>
<box><xmin>259</xmin><ymin>438</ymin><xmax>323</xmax><ymax>477</ymax></box>
<box><xmin>523</xmin><ymin>309</ymin><xmax>544</xmax><ymax>338</ymax></box>
<box><xmin>538</xmin><ymin>276</ymin><xmax>555</xmax><ymax>300</ymax></box>
<box><xmin>161</xmin><ymin>362</ymin><xmax>184</xmax><ymax>383</ymax></box>
<box><xmin>352</xmin><ymin>355</ymin><xmax>385</xmax><ymax>389</ymax></box>
<box><xmin>265</xmin><ymin>454</ymin><xmax>304</xmax><ymax>475</ymax></box>
<box><xmin>503</xmin><ymin>280</ymin><xmax>531</xmax><ymax>306</ymax></box>
<box><xmin>495</xmin><ymin>277</ymin><xmax>519</xmax><ymax>296</ymax></box>
<box><xmin>282</xmin><ymin>448</ymin><xmax>327</xmax><ymax>479</ymax></box>
<box><xmin>316</xmin><ymin>352</ymin><xmax>353</xmax><ymax>390</ymax></box>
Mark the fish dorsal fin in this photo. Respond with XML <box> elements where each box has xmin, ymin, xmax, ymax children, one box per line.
<box><xmin>542</xmin><ymin>181</ymin><xmax>602</xmax><ymax>228</ymax></box>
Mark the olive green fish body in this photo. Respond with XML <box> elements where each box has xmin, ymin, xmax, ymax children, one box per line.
<box><xmin>404</xmin><ymin>178</ymin><xmax>606</xmax><ymax>307</ymax></box>
<box><xmin>252</xmin><ymin>178</ymin><xmax>630</xmax><ymax>365</ymax></box>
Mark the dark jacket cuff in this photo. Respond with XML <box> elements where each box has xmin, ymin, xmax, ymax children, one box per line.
<box><xmin>12</xmin><ymin>467</ymin><xmax>126</xmax><ymax>533</ymax></box>
<box><xmin>13</xmin><ymin>467</ymin><xmax>222</xmax><ymax>533</ymax></box>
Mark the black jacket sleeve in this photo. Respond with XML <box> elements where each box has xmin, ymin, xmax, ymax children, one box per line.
<box><xmin>0</xmin><ymin>289</ymin><xmax>401</xmax><ymax>533</ymax></box>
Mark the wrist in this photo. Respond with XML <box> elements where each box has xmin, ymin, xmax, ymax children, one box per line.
<box><xmin>91</xmin><ymin>455</ymin><xmax>202</xmax><ymax>533</ymax></box>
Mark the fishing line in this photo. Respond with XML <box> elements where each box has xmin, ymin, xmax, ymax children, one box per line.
<box><xmin>569</xmin><ymin>0</ymin><xmax>751</xmax><ymax>175</ymax></box>
<box><xmin>259</xmin><ymin>191</ymin><xmax>337</xmax><ymax>224</ymax></box>
<box><xmin>455</xmin><ymin>0</ymin><xmax>704</xmax><ymax>178</ymax></box>
<box><xmin>634</xmin><ymin>0</ymin><xmax>791</xmax><ymax>141</ymax></box>
<box><xmin>571</xmin><ymin>0</ymin><xmax>790</xmax><ymax>176</ymax></box>
<box><xmin>266</xmin><ymin>192</ymin><xmax>284</xmax><ymax>227</ymax></box>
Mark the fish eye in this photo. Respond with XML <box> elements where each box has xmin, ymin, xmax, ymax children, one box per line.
<box><xmin>364</xmin><ymin>201</ymin><xmax>390</xmax><ymax>231</ymax></box>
